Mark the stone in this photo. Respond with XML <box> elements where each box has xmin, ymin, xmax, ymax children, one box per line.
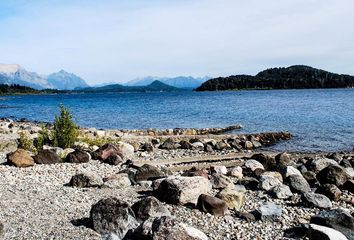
<box><xmin>302</xmin><ymin>193</ymin><xmax>332</xmax><ymax>209</ymax></box>
<box><xmin>310</xmin><ymin>208</ymin><xmax>354</xmax><ymax>240</ymax></box>
<box><xmin>317</xmin><ymin>165</ymin><xmax>349</xmax><ymax>186</ymax></box>
<box><xmin>197</xmin><ymin>194</ymin><xmax>229</xmax><ymax>216</ymax></box>
<box><xmin>131</xmin><ymin>216</ymin><xmax>208</xmax><ymax>240</ymax></box>
<box><xmin>252</xmin><ymin>140</ymin><xmax>262</xmax><ymax>148</ymax></box>
<box><xmin>141</xmin><ymin>142</ymin><xmax>154</xmax><ymax>152</ymax></box>
<box><xmin>235</xmin><ymin>211</ymin><xmax>256</xmax><ymax>222</ymax></box>
<box><xmin>216</xmin><ymin>188</ymin><xmax>245</xmax><ymax>210</ymax></box>
<box><xmin>327</xmin><ymin>152</ymin><xmax>343</xmax><ymax>162</ymax></box>
<box><xmin>182</xmin><ymin>168</ymin><xmax>209</xmax><ymax>179</ymax></box>
<box><xmin>116</xmin><ymin>142</ymin><xmax>135</xmax><ymax>159</ymax></box>
<box><xmin>275</xmin><ymin>152</ymin><xmax>292</xmax><ymax>169</ymax></box>
<box><xmin>259</xmin><ymin>175</ymin><xmax>282</xmax><ymax>191</ymax></box>
<box><xmin>102</xmin><ymin>173</ymin><xmax>131</xmax><ymax>189</ymax></box>
<box><xmin>90</xmin><ymin>198</ymin><xmax>139</xmax><ymax>239</ymax></box>
<box><xmin>282</xmin><ymin>166</ymin><xmax>302</xmax><ymax>178</ymax></box>
<box><xmin>33</xmin><ymin>149</ymin><xmax>61</xmax><ymax>164</ymax></box>
<box><xmin>228</xmin><ymin>166</ymin><xmax>243</xmax><ymax>179</ymax></box>
<box><xmin>7</xmin><ymin>148</ymin><xmax>34</xmax><ymax>167</ymax></box>
<box><xmin>65</xmin><ymin>149</ymin><xmax>91</xmax><ymax>163</ymax></box>
<box><xmin>342</xmin><ymin>180</ymin><xmax>354</xmax><ymax>193</ymax></box>
<box><xmin>287</xmin><ymin>174</ymin><xmax>311</xmax><ymax>193</ymax></box>
<box><xmin>105</xmin><ymin>154</ymin><xmax>124</xmax><ymax>166</ymax></box>
<box><xmin>244</xmin><ymin>141</ymin><xmax>253</xmax><ymax>149</ymax></box>
<box><xmin>238</xmin><ymin>177</ymin><xmax>259</xmax><ymax>190</ymax></box>
<box><xmin>210</xmin><ymin>173</ymin><xmax>234</xmax><ymax>189</ymax></box>
<box><xmin>344</xmin><ymin>167</ymin><xmax>354</xmax><ymax>179</ymax></box>
<box><xmin>244</xmin><ymin>159</ymin><xmax>264</xmax><ymax>172</ymax></box>
<box><xmin>210</xmin><ymin>165</ymin><xmax>228</xmax><ymax>175</ymax></box>
<box><xmin>179</xmin><ymin>140</ymin><xmax>193</xmax><ymax>149</ymax></box>
<box><xmin>269</xmin><ymin>184</ymin><xmax>293</xmax><ymax>199</ymax></box>
<box><xmin>303</xmin><ymin>171</ymin><xmax>318</xmax><ymax>186</ymax></box>
<box><xmin>135</xmin><ymin>164</ymin><xmax>167</xmax><ymax>182</ymax></box>
<box><xmin>315</xmin><ymin>184</ymin><xmax>342</xmax><ymax>201</ymax></box>
<box><xmin>260</xmin><ymin>171</ymin><xmax>283</xmax><ymax>182</ymax></box>
<box><xmin>131</xmin><ymin>196</ymin><xmax>170</xmax><ymax>222</ymax></box>
<box><xmin>92</xmin><ymin>143</ymin><xmax>123</xmax><ymax>161</ymax></box>
<box><xmin>215</xmin><ymin>141</ymin><xmax>230</xmax><ymax>150</ymax></box>
<box><xmin>309</xmin><ymin>224</ymin><xmax>348</xmax><ymax>240</ymax></box>
<box><xmin>154</xmin><ymin>176</ymin><xmax>212</xmax><ymax>205</ymax></box>
<box><xmin>192</xmin><ymin>142</ymin><xmax>204</xmax><ymax>150</ymax></box>
<box><xmin>159</xmin><ymin>138</ymin><xmax>180</xmax><ymax>150</ymax></box>
<box><xmin>307</xmin><ymin>158</ymin><xmax>339</xmax><ymax>172</ymax></box>
<box><xmin>69</xmin><ymin>171</ymin><xmax>103</xmax><ymax>188</ymax></box>
<box><xmin>251</xmin><ymin>153</ymin><xmax>276</xmax><ymax>171</ymax></box>
<box><xmin>204</xmin><ymin>144</ymin><xmax>214</xmax><ymax>153</ymax></box>
<box><xmin>255</xmin><ymin>203</ymin><xmax>282</xmax><ymax>221</ymax></box>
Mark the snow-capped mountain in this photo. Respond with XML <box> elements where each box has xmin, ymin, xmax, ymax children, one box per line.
<box><xmin>0</xmin><ymin>63</ymin><xmax>89</xmax><ymax>90</ymax></box>
<box><xmin>125</xmin><ymin>76</ymin><xmax>210</xmax><ymax>88</ymax></box>
<box><xmin>47</xmin><ymin>70</ymin><xmax>89</xmax><ymax>90</ymax></box>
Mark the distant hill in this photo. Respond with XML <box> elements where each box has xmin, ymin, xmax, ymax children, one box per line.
<box><xmin>47</xmin><ymin>70</ymin><xmax>89</xmax><ymax>90</ymax></box>
<box><xmin>0</xmin><ymin>64</ymin><xmax>89</xmax><ymax>90</ymax></box>
<box><xmin>126</xmin><ymin>76</ymin><xmax>210</xmax><ymax>89</ymax></box>
<box><xmin>196</xmin><ymin>65</ymin><xmax>354</xmax><ymax>91</ymax></box>
<box><xmin>80</xmin><ymin>80</ymin><xmax>181</xmax><ymax>93</ymax></box>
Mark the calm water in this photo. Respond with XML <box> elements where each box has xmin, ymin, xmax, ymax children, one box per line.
<box><xmin>1</xmin><ymin>89</ymin><xmax>354</xmax><ymax>152</ymax></box>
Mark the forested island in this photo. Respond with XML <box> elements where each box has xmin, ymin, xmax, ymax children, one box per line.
<box><xmin>196</xmin><ymin>65</ymin><xmax>354</xmax><ymax>91</ymax></box>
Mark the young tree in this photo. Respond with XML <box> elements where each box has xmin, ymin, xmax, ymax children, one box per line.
<box><xmin>53</xmin><ymin>104</ymin><xmax>78</xmax><ymax>148</ymax></box>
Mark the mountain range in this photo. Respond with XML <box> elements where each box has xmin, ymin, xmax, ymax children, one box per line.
<box><xmin>0</xmin><ymin>64</ymin><xmax>89</xmax><ymax>90</ymax></box>
<box><xmin>196</xmin><ymin>65</ymin><xmax>354</xmax><ymax>91</ymax></box>
<box><xmin>125</xmin><ymin>76</ymin><xmax>210</xmax><ymax>88</ymax></box>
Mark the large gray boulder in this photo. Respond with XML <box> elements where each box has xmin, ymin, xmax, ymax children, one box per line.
<box><xmin>269</xmin><ymin>184</ymin><xmax>293</xmax><ymax>199</ymax></box>
<box><xmin>317</xmin><ymin>165</ymin><xmax>349</xmax><ymax>187</ymax></box>
<box><xmin>90</xmin><ymin>198</ymin><xmax>139</xmax><ymax>239</ymax></box>
<box><xmin>154</xmin><ymin>176</ymin><xmax>212</xmax><ymax>205</ymax></box>
<box><xmin>131</xmin><ymin>196</ymin><xmax>171</xmax><ymax>222</ymax></box>
<box><xmin>302</xmin><ymin>193</ymin><xmax>332</xmax><ymax>209</ymax></box>
<box><xmin>287</xmin><ymin>174</ymin><xmax>311</xmax><ymax>193</ymax></box>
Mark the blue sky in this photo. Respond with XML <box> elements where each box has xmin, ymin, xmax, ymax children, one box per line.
<box><xmin>0</xmin><ymin>0</ymin><xmax>354</xmax><ymax>84</ymax></box>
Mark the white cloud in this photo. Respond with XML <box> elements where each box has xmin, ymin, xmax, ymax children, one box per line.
<box><xmin>0</xmin><ymin>0</ymin><xmax>353</xmax><ymax>84</ymax></box>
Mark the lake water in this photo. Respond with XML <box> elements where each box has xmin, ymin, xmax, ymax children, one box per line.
<box><xmin>1</xmin><ymin>89</ymin><xmax>354</xmax><ymax>152</ymax></box>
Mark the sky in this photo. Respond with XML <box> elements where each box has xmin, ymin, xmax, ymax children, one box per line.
<box><xmin>0</xmin><ymin>0</ymin><xmax>354</xmax><ymax>84</ymax></box>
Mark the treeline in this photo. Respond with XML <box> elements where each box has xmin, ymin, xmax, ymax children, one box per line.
<box><xmin>196</xmin><ymin>65</ymin><xmax>354</xmax><ymax>91</ymax></box>
<box><xmin>0</xmin><ymin>84</ymin><xmax>67</xmax><ymax>95</ymax></box>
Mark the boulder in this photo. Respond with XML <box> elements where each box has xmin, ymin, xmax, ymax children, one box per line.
<box><xmin>182</xmin><ymin>168</ymin><xmax>209</xmax><ymax>179</ymax></box>
<box><xmin>309</xmin><ymin>224</ymin><xmax>348</xmax><ymax>240</ymax></box>
<box><xmin>255</xmin><ymin>203</ymin><xmax>282</xmax><ymax>221</ymax></box>
<box><xmin>260</xmin><ymin>171</ymin><xmax>283</xmax><ymax>182</ymax></box>
<box><xmin>342</xmin><ymin>180</ymin><xmax>354</xmax><ymax>193</ymax></box>
<box><xmin>251</xmin><ymin>153</ymin><xmax>276</xmax><ymax>171</ymax></box>
<box><xmin>216</xmin><ymin>188</ymin><xmax>245</xmax><ymax>210</ymax></box>
<box><xmin>90</xmin><ymin>198</ymin><xmax>139</xmax><ymax>239</ymax></box>
<box><xmin>228</xmin><ymin>166</ymin><xmax>243</xmax><ymax>179</ymax></box>
<box><xmin>344</xmin><ymin>167</ymin><xmax>354</xmax><ymax>179</ymax></box>
<box><xmin>244</xmin><ymin>160</ymin><xmax>264</xmax><ymax>172</ymax></box>
<box><xmin>105</xmin><ymin>154</ymin><xmax>124</xmax><ymax>166</ymax></box>
<box><xmin>204</xmin><ymin>144</ymin><xmax>214</xmax><ymax>153</ymax></box>
<box><xmin>154</xmin><ymin>176</ymin><xmax>212</xmax><ymax>205</ymax></box>
<box><xmin>159</xmin><ymin>138</ymin><xmax>180</xmax><ymax>150</ymax></box>
<box><xmin>131</xmin><ymin>216</ymin><xmax>208</xmax><ymax>240</ymax></box>
<box><xmin>141</xmin><ymin>142</ymin><xmax>154</xmax><ymax>152</ymax></box>
<box><xmin>238</xmin><ymin>177</ymin><xmax>259</xmax><ymax>190</ymax></box>
<box><xmin>275</xmin><ymin>152</ymin><xmax>292</xmax><ymax>169</ymax></box>
<box><xmin>179</xmin><ymin>140</ymin><xmax>193</xmax><ymax>149</ymax></box>
<box><xmin>7</xmin><ymin>149</ymin><xmax>34</xmax><ymax>167</ymax></box>
<box><xmin>192</xmin><ymin>142</ymin><xmax>204</xmax><ymax>150</ymax></box>
<box><xmin>210</xmin><ymin>174</ymin><xmax>234</xmax><ymax>189</ymax></box>
<box><xmin>307</xmin><ymin>158</ymin><xmax>339</xmax><ymax>172</ymax></box>
<box><xmin>259</xmin><ymin>175</ymin><xmax>282</xmax><ymax>191</ymax></box>
<box><xmin>315</xmin><ymin>184</ymin><xmax>342</xmax><ymax>201</ymax></box>
<box><xmin>33</xmin><ymin>149</ymin><xmax>61</xmax><ymax>164</ymax></box>
<box><xmin>69</xmin><ymin>172</ymin><xmax>103</xmax><ymax>188</ymax></box>
<box><xmin>131</xmin><ymin>196</ymin><xmax>170</xmax><ymax>222</ymax></box>
<box><xmin>65</xmin><ymin>149</ymin><xmax>91</xmax><ymax>163</ymax></box>
<box><xmin>302</xmin><ymin>193</ymin><xmax>332</xmax><ymax>209</ymax></box>
<box><xmin>303</xmin><ymin>171</ymin><xmax>318</xmax><ymax>186</ymax></box>
<box><xmin>269</xmin><ymin>184</ymin><xmax>293</xmax><ymax>199</ymax></box>
<box><xmin>102</xmin><ymin>173</ymin><xmax>131</xmax><ymax>189</ymax></box>
<box><xmin>210</xmin><ymin>165</ymin><xmax>227</xmax><ymax>175</ymax></box>
<box><xmin>282</xmin><ymin>166</ymin><xmax>302</xmax><ymax>178</ymax></box>
<box><xmin>317</xmin><ymin>165</ymin><xmax>349</xmax><ymax>186</ymax></box>
<box><xmin>197</xmin><ymin>194</ymin><xmax>229</xmax><ymax>216</ymax></box>
<box><xmin>310</xmin><ymin>208</ymin><xmax>354</xmax><ymax>239</ymax></box>
<box><xmin>135</xmin><ymin>164</ymin><xmax>167</xmax><ymax>182</ymax></box>
<box><xmin>287</xmin><ymin>174</ymin><xmax>311</xmax><ymax>193</ymax></box>
<box><xmin>116</xmin><ymin>142</ymin><xmax>135</xmax><ymax>159</ymax></box>
<box><xmin>92</xmin><ymin>143</ymin><xmax>123</xmax><ymax>161</ymax></box>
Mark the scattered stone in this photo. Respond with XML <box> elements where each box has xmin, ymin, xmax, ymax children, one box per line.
<box><xmin>33</xmin><ymin>149</ymin><xmax>61</xmax><ymax>164</ymax></box>
<box><xmin>309</xmin><ymin>224</ymin><xmax>348</xmax><ymax>240</ymax></box>
<box><xmin>131</xmin><ymin>196</ymin><xmax>171</xmax><ymax>222</ymax></box>
<box><xmin>259</xmin><ymin>175</ymin><xmax>282</xmax><ymax>191</ymax></box>
<box><xmin>182</xmin><ymin>168</ymin><xmax>209</xmax><ymax>179</ymax></box>
<box><xmin>310</xmin><ymin>208</ymin><xmax>354</xmax><ymax>239</ymax></box>
<box><xmin>244</xmin><ymin>159</ymin><xmax>264</xmax><ymax>172</ymax></box>
<box><xmin>65</xmin><ymin>149</ymin><xmax>91</xmax><ymax>163</ymax></box>
<box><xmin>197</xmin><ymin>194</ymin><xmax>229</xmax><ymax>216</ymax></box>
<box><xmin>192</xmin><ymin>142</ymin><xmax>204</xmax><ymax>150</ymax></box>
<box><xmin>307</xmin><ymin>158</ymin><xmax>338</xmax><ymax>172</ymax></box>
<box><xmin>275</xmin><ymin>152</ymin><xmax>292</xmax><ymax>169</ymax></box>
<box><xmin>179</xmin><ymin>140</ymin><xmax>193</xmax><ymax>149</ymax></box>
<box><xmin>302</xmin><ymin>192</ymin><xmax>332</xmax><ymax>209</ymax></box>
<box><xmin>235</xmin><ymin>211</ymin><xmax>256</xmax><ymax>222</ymax></box>
<box><xmin>210</xmin><ymin>173</ymin><xmax>234</xmax><ymax>189</ymax></box>
<box><xmin>282</xmin><ymin>166</ymin><xmax>302</xmax><ymax>178</ymax></box>
<box><xmin>287</xmin><ymin>174</ymin><xmax>311</xmax><ymax>193</ymax></box>
<box><xmin>238</xmin><ymin>177</ymin><xmax>259</xmax><ymax>190</ymax></box>
<box><xmin>131</xmin><ymin>216</ymin><xmax>208</xmax><ymax>240</ymax></box>
<box><xmin>210</xmin><ymin>165</ymin><xmax>228</xmax><ymax>175</ymax></box>
<box><xmin>92</xmin><ymin>143</ymin><xmax>123</xmax><ymax>161</ymax></box>
<box><xmin>141</xmin><ymin>142</ymin><xmax>154</xmax><ymax>152</ymax></box>
<box><xmin>105</xmin><ymin>154</ymin><xmax>124</xmax><ymax>166</ymax></box>
<box><xmin>135</xmin><ymin>164</ymin><xmax>167</xmax><ymax>182</ymax></box>
<box><xmin>7</xmin><ymin>148</ymin><xmax>34</xmax><ymax>167</ymax></box>
<box><xmin>216</xmin><ymin>188</ymin><xmax>245</xmax><ymax>210</ymax></box>
<box><xmin>102</xmin><ymin>173</ymin><xmax>131</xmax><ymax>189</ymax></box>
<box><xmin>303</xmin><ymin>171</ymin><xmax>318</xmax><ymax>186</ymax></box>
<box><xmin>317</xmin><ymin>165</ymin><xmax>349</xmax><ymax>186</ymax></box>
<box><xmin>90</xmin><ymin>197</ymin><xmax>139</xmax><ymax>239</ymax></box>
<box><xmin>228</xmin><ymin>166</ymin><xmax>243</xmax><ymax>179</ymax></box>
<box><xmin>116</xmin><ymin>142</ymin><xmax>135</xmax><ymax>159</ymax></box>
<box><xmin>269</xmin><ymin>184</ymin><xmax>293</xmax><ymax>199</ymax></box>
<box><xmin>154</xmin><ymin>176</ymin><xmax>212</xmax><ymax>205</ymax></box>
<box><xmin>251</xmin><ymin>153</ymin><xmax>276</xmax><ymax>171</ymax></box>
<box><xmin>69</xmin><ymin>171</ymin><xmax>103</xmax><ymax>188</ymax></box>
<box><xmin>255</xmin><ymin>203</ymin><xmax>282</xmax><ymax>221</ymax></box>
<box><xmin>315</xmin><ymin>184</ymin><xmax>342</xmax><ymax>201</ymax></box>
<box><xmin>159</xmin><ymin>138</ymin><xmax>180</xmax><ymax>150</ymax></box>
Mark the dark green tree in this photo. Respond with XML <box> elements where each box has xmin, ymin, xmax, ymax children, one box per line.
<box><xmin>53</xmin><ymin>104</ymin><xmax>78</xmax><ymax>148</ymax></box>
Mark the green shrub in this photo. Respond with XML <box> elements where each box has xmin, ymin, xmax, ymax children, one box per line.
<box><xmin>18</xmin><ymin>131</ymin><xmax>34</xmax><ymax>151</ymax></box>
<box><xmin>35</xmin><ymin>124</ymin><xmax>51</xmax><ymax>150</ymax></box>
<box><xmin>52</xmin><ymin>104</ymin><xmax>78</xmax><ymax>148</ymax></box>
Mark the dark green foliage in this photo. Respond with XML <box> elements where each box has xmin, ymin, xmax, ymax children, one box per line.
<box><xmin>52</xmin><ymin>104</ymin><xmax>78</xmax><ymax>148</ymax></box>
<box><xmin>35</xmin><ymin>125</ymin><xmax>51</xmax><ymax>150</ymax></box>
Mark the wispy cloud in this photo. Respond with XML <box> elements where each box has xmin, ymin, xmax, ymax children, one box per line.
<box><xmin>0</xmin><ymin>0</ymin><xmax>353</xmax><ymax>84</ymax></box>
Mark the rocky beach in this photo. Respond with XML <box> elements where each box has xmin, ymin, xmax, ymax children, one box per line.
<box><xmin>0</xmin><ymin>119</ymin><xmax>353</xmax><ymax>240</ymax></box>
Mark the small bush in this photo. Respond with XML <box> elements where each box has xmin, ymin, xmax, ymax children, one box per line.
<box><xmin>35</xmin><ymin>124</ymin><xmax>51</xmax><ymax>150</ymax></box>
<box><xmin>18</xmin><ymin>131</ymin><xmax>34</xmax><ymax>151</ymax></box>
<box><xmin>52</xmin><ymin>104</ymin><xmax>78</xmax><ymax>148</ymax></box>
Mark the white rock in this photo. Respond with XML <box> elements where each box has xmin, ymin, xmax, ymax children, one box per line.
<box><xmin>309</xmin><ymin>224</ymin><xmax>348</xmax><ymax>240</ymax></box>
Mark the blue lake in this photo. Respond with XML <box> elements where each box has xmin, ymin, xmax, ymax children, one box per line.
<box><xmin>1</xmin><ymin>89</ymin><xmax>354</xmax><ymax>152</ymax></box>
